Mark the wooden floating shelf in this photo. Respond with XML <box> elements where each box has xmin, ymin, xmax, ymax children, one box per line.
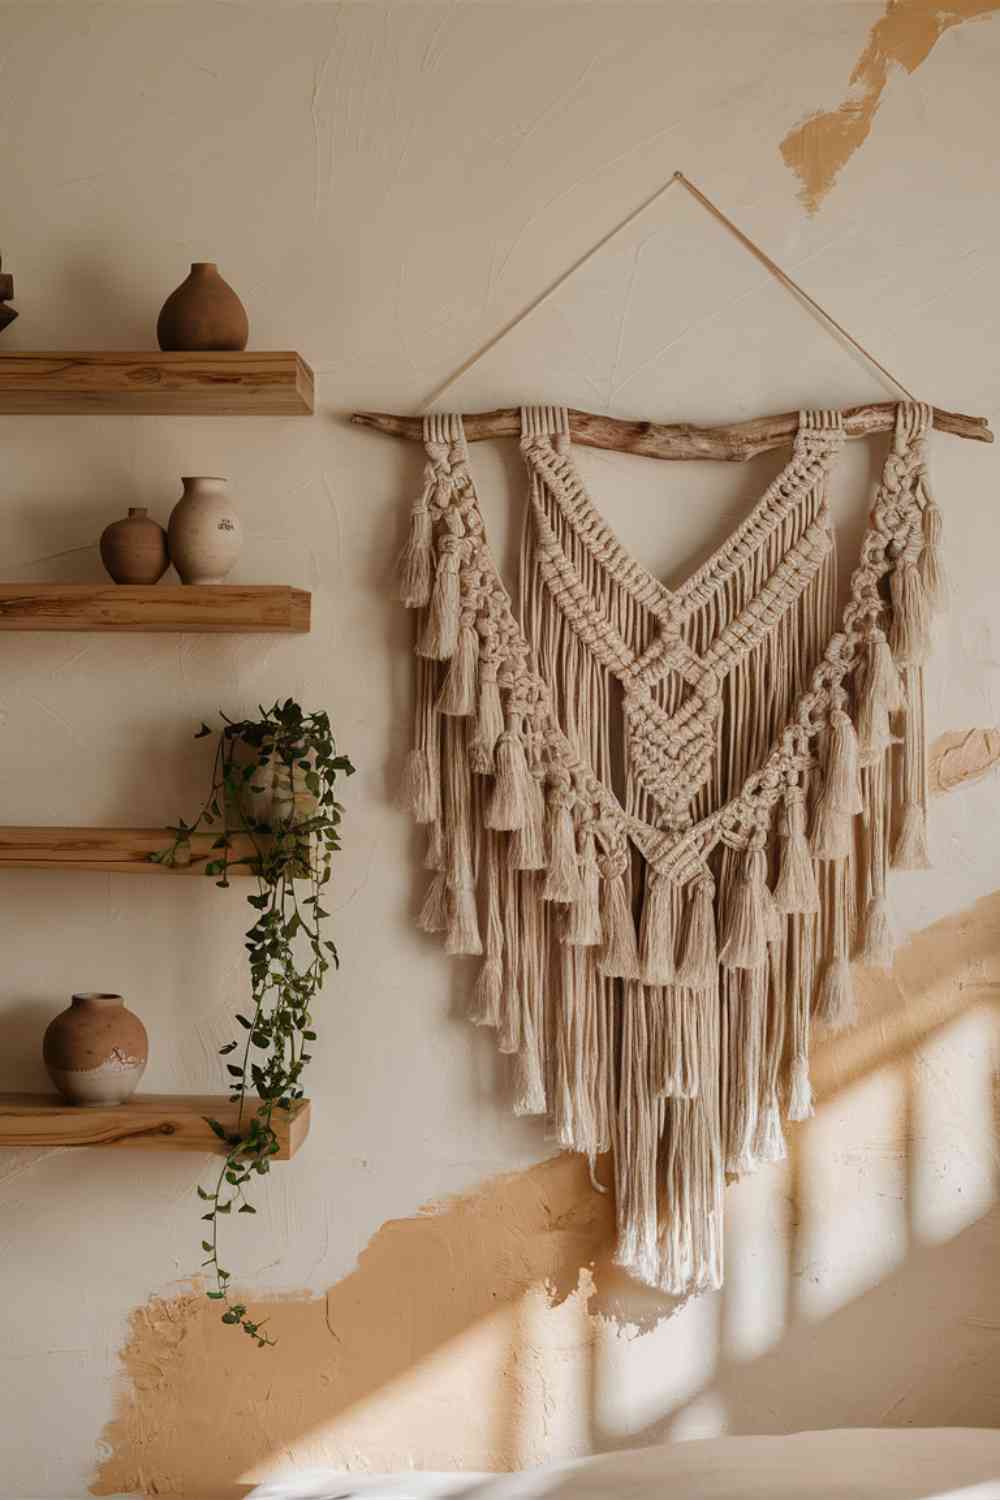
<box><xmin>0</xmin><ymin>351</ymin><xmax>314</xmax><ymax>415</ymax></box>
<box><xmin>0</xmin><ymin>827</ymin><xmax>263</xmax><ymax>875</ymax></box>
<box><xmin>0</xmin><ymin>584</ymin><xmax>311</xmax><ymax>633</ymax></box>
<box><xmin>0</xmin><ymin>1093</ymin><xmax>310</xmax><ymax>1158</ymax></box>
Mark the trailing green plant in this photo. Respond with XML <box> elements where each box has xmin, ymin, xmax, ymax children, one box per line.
<box><xmin>152</xmin><ymin>699</ymin><xmax>353</xmax><ymax>1345</ymax></box>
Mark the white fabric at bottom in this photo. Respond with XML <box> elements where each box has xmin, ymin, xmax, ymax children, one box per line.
<box><xmin>249</xmin><ymin>1428</ymin><xmax>1000</xmax><ymax>1500</ymax></box>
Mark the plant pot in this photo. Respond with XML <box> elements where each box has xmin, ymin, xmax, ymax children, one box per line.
<box><xmin>156</xmin><ymin>262</ymin><xmax>249</xmax><ymax>352</ymax></box>
<box><xmin>226</xmin><ymin>732</ymin><xmax>275</xmax><ymax>829</ymax></box>
<box><xmin>100</xmin><ymin>507</ymin><xmax>169</xmax><ymax>585</ymax></box>
<box><xmin>272</xmin><ymin>744</ymin><xmax>319</xmax><ymax>827</ymax></box>
<box><xmin>43</xmin><ymin>993</ymin><xmax>148</xmax><ymax>1106</ymax></box>
<box><xmin>167</xmin><ymin>476</ymin><xmax>242</xmax><ymax>584</ymax></box>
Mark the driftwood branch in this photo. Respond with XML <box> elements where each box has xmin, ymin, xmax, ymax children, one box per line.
<box><xmin>352</xmin><ymin>403</ymin><xmax>993</xmax><ymax>463</ymax></box>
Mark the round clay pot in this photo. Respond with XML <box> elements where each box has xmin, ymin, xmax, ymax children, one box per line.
<box><xmin>43</xmin><ymin>994</ymin><xmax>148</xmax><ymax>1107</ymax></box>
<box><xmin>167</xmin><ymin>476</ymin><xmax>242</xmax><ymax>584</ymax></box>
<box><xmin>99</xmin><ymin>507</ymin><xmax>169</xmax><ymax>585</ymax></box>
<box><xmin>156</xmin><ymin>262</ymin><xmax>249</xmax><ymax>352</ymax></box>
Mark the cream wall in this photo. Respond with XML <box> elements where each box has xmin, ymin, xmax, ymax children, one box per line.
<box><xmin>0</xmin><ymin>2</ymin><xmax>999</xmax><ymax>1496</ymax></box>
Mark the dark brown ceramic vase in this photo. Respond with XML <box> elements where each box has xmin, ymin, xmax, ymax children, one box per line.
<box><xmin>156</xmin><ymin>262</ymin><xmax>249</xmax><ymax>352</ymax></box>
<box><xmin>100</xmin><ymin>507</ymin><xmax>169</xmax><ymax>584</ymax></box>
<box><xmin>43</xmin><ymin>994</ymin><xmax>148</xmax><ymax>1106</ymax></box>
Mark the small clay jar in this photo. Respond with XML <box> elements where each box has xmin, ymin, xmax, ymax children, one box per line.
<box><xmin>99</xmin><ymin>507</ymin><xmax>169</xmax><ymax>585</ymax></box>
<box><xmin>167</xmin><ymin>476</ymin><xmax>242</xmax><ymax>584</ymax></box>
<box><xmin>43</xmin><ymin>994</ymin><xmax>148</xmax><ymax>1107</ymax></box>
<box><xmin>156</xmin><ymin>263</ymin><xmax>249</xmax><ymax>352</ymax></box>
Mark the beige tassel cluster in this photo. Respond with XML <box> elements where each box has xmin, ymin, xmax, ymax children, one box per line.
<box><xmin>394</xmin><ymin>400</ymin><xmax>946</xmax><ymax>1305</ymax></box>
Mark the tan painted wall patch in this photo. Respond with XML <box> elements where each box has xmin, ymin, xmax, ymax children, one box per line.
<box><xmin>781</xmin><ymin>0</ymin><xmax>1000</xmax><ymax>212</ymax></box>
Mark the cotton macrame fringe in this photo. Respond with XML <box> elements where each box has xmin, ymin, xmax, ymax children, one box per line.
<box><xmin>394</xmin><ymin>399</ymin><xmax>942</xmax><ymax>1299</ymax></box>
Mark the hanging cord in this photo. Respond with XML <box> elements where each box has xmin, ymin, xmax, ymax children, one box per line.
<box><xmin>673</xmin><ymin>174</ymin><xmax>915</xmax><ymax>401</ymax></box>
<box><xmin>422</xmin><ymin>170</ymin><xmax>915</xmax><ymax>413</ymax></box>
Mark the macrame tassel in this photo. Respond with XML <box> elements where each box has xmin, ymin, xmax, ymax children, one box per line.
<box><xmin>474</xmin><ymin>662</ymin><xmax>504</xmax><ymax>771</ymax></box>
<box><xmin>763</xmin><ymin>880</ymin><xmax>784</xmax><ymax>946</ymax></box>
<box><xmin>486</xmin><ymin>720</ymin><xmax>530</xmax><ymax>831</ymax></box>
<box><xmin>753</xmin><ymin>1093</ymin><xmax>786</xmax><ymax>1166</ymax></box>
<box><xmin>817</xmin><ymin>957</ymin><xmax>856</xmax><ymax>1032</ymax></box>
<box><xmin>598</xmin><ymin>864</ymin><xmax>641</xmax><ymax>981</ymax></box>
<box><xmin>513</xmin><ymin>1042</ymin><xmax>547</xmax><ymax>1117</ymax></box>
<box><xmin>787</xmin><ymin>1055</ymin><xmax>813</xmax><ymax>1122</ymax></box>
<box><xmin>893</xmin><ymin>801</ymin><xmax>930</xmax><ymax>870</ymax></box>
<box><xmin>920</xmin><ymin>498</ymin><xmax>948</xmax><ymax>615</ymax></box>
<box><xmin>889</xmin><ymin>559</ymin><xmax>931</xmax><ymax>667</ymax></box>
<box><xmin>400</xmin><ymin>748</ymin><xmax>438</xmax><ymax>825</ymax></box>
<box><xmin>676</xmin><ymin>878</ymin><xmax>717</xmax><ymax>989</ymax></box>
<box><xmin>639</xmin><ymin>871</ymin><xmax>675</xmax><ymax>986</ymax></box>
<box><xmin>470</xmin><ymin>957</ymin><xmax>501</xmax><ymax>1027</ymax></box>
<box><xmin>445</xmin><ymin>884</ymin><xmax>482</xmax><ymax>956</ymax></box>
<box><xmin>859</xmin><ymin>894</ymin><xmax>894</xmax><ymax>969</ymax></box>
<box><xmin>543</xmin><ymin>787</ymin><xmax>582</xmax><ymax>903</ymax></box>
<box><xmin>424</xmin><ymin>820</ymin><xmax>444</xmax><ymax>870</ymax></box>
<box><xmin>418</xmin><ymin>541</ymin><xmax>461</xmax><ymax>660</ymax></box>
<box><xmin>397</xmin><ymin>485</ymin><xmax>433</xmax><ymax>608</ymax></box>
<box><xmin>857</xmin><ymin>630</ymin><xmax>903</xmax><ymax>765</ymax></box>
<box><xmin>417</xmin><ymin>872</ymin><xmax>448</xmax><ymax>934</ymax></box>
<box><xmin>564</xmin><ymin>832</ymin><xmax>602</xmax><ymax>946</ymax></box>
<box><xmin>511</xmin><ymin>772</ymin><xmax>546</xmax><ymax>870</ymax></box>
<box><xmin>825</xmin><ymin>708</ymin><xmax>863</xmax><ymax>815</ymax></box>
<box><xmin>436</xmin><ymin>622</ymin><xmax>478</xmax><ymax>716</ymax></box>
<box><xmin>719</xmin><ymin>847</ymin><xmax>770</xmax><ymax>970</ymax></box>
<box><xmin>774</xmin><ymin>790</ymin><xmax>819</xmax><ymax>914</ymax></box>
<box><xmin>811</xmin><ymin>794</ymin><xmax>853</xmax><ymax>861</ymax></box>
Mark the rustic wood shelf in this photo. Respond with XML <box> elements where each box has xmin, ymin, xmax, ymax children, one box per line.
<box><xmin>0</xmin><ymin>827</ymin><xmax>264</xmax><ymax>874</ymax></box>
<box><xmin>0</xmin><ymin>352</ymin><xmax>314</xmax><ymax>415</ymax></box>
<box><xmin>0</xmin><ymin>1093</ymin><xmax>310</xmax><ymax>1157</ymax></box>
<box><xmin>0</xmin><ymin>584</ymin><xmax>311</xmax><ymax>633</ymax></box>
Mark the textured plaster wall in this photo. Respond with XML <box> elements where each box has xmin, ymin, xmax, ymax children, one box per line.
<box><xmin>0</xmin><ymin>2</ymin><xmax>998</xmax><ymax>1495</ymax></box>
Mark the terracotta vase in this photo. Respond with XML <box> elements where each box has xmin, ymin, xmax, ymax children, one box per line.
<box><xmin>156</xmin><ymin>262</ymin><xmax>249</xmax><ymax>352</ymax></box>
<box><xmin>167</xmin><ymin>476</ymin><xmax>242</xmax><ymax>584</ymax></box>
<box><xmin>99</xmin><ymin>507</ymin><xmax>169</xmax><ymax>585</ymax></box>
<box><xmin>43</xmin><ymin>994</ymin><xmax>148</xmax><ymax>1106</ymax></box>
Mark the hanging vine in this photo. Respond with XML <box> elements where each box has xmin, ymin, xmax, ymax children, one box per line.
<box><xmin>152</xmin><ymin>700</ymin><xmax>354</xmax><ymax>1345</ymax></box>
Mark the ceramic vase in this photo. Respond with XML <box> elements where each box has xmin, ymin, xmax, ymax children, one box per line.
<box><xmin>99</xmin><ymin>507</ymin><xmax>169</xmax><ymax>585</ymax></box>
<box><xmin>156</xmin><ymin>262</ymin><xmax>249</xmax><ymax>352</ymax></box>
<box><xmin>43</xmin><ymin>994</ymin><xmax>148</xmax><ymax>1106</ymax></box>
<box><xmin>167</xmin><ymin>476</ymin><xmax>242</xmax><ymax>584</ymax></box>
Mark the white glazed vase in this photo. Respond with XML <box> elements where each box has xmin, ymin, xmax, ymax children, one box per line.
<box><xmin>167</xmin><ymin>476</ymin><xmax>242</xmax><ymax>584</ymax></box>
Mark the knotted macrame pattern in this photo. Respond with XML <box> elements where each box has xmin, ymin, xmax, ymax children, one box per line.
<box><xmin>396</xmin><ymin>401</ymin><xmax>943</xmax><ymax>1296</ymax></box>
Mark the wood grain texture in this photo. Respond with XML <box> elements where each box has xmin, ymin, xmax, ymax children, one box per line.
<box><xmin>353</xmin><ymin>401</ymin><xmax>993</xmax><ymax>461</ymax></box>
<box><xmin>0</xmin><ymin>1093</ymin><xmax>310</xmax><ymax>1158</ymax></box>
<box><xmin>0</xmin><ymin>584</ymin><xmax>311</xmax><ymax>632</ymax></box>
<box><xmin>0</xmin><ymin>351</ymin><xmax>314</xmax><ymax>414</ymax></box>
<box><xmin>0</xmin><ymin>827</ymin><xmax>263</xmax><ymax>874</ymax></box>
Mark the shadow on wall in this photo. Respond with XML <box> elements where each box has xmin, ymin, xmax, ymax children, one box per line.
<box><xmin>92</xmin><ymin>880</ymin><xmax>1000</xmax><ymax>1496</ymax></box>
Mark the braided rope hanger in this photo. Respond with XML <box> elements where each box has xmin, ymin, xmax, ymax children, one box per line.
<box><xmin>353</xmin><ymin>171</ymin><xmax>992</xmax><ymax>461</ymax></box>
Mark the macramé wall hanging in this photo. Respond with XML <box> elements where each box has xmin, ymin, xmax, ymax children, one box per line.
<box><xmin>356</xmin><ymin>174</ymin><xmax>993</xmax><ymax>1297</ymax></box>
